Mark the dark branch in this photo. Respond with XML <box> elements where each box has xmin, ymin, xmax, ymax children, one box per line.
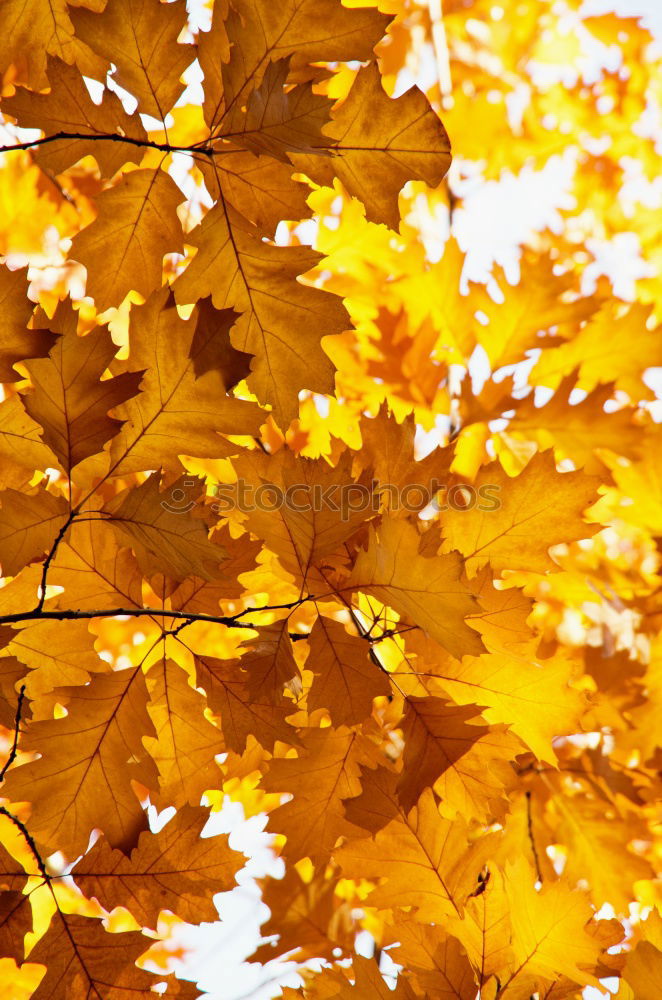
<box><xmin>0</xmin><ymin>130</ymin><xmax>218</xmax><ymax>158</ymax></box>
<box><xmin>0</xmin><ymin>806</ymin><xmax>48</xmax><ymax>880</ymax></box>
<box><xmin>0</xmin><ymin>684</ymin><xmax>26</xmax><ymax>783</ymax></box>
<box><xmin>0</xmin><ymin>596</ymin><xmax>316</xmax><ymax>629</ymax></box>
<box><xmin>37</xmin><ymin>509</ymin><xmax>78</xmax><ymax>612</ymax></box>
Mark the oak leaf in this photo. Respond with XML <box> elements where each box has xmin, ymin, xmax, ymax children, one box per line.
<box><xmin>531</xmin><ymin>302</ymin><xmax>661</xmax><ymax>401</ymax></box>
<box><xmin>389</xmin><ymin>915</ymin><xmax>477</xmax><ymax>1000</ymax></box>
<box><xmin>2</xmin><ymin>668</ymin><xmax>156</xmax><ymax>856</ymax></box>
<box><xmin>194</xmin><ymin>650</ymin><xmax>298</xmax><ymax>753</ymax></box>
<box><xmin>231</xmin><ymin>449</ymin><xmax>375</xmax><ymax>583</ymax></box>
<box><xmin>222</xmin><ymin>58</ymin><xmax>334</xmax><ymax>163</ymax></box>
<box><xmin>175</xmin><ymin>203</ymin><xmax>347</xmax><ymax>425</ymax></box>
<box><xmin>296</xmin><ymin>64</ymin><xmax>452</xmax><ymax>230</ymax></box>
<box><xmin>306</xmin><ymin>616</ymin><xmax>389</xmax><ymax>726</ymax></box>
<box><xmin>70</xmin><ymin>805</ymin><xmax>242</xmax><ymax>927</ymax></box>
<box><xmin>337</xmin><ymin>779</ymin><xmax>489</xmax><ymax>921</ymax></box>
<box><xmin>0</xmin><ymin>890</ymin><xmax>32</xmax><ymax>963</ymax></box>
<box><xmin>105</xmin><ymin>474</ymin><xmax>224</xmax><ymax>583</ymax></box>
<box><xmin>397</xmin><ymin>695</ymin><xmax>516</xmax><ymax>819</ymax></box>
<box><xmin>71</xmin><ymin>169</ymin><xmax>184</xmax><ymax>311</ymax></box>
<box><xmin>262</xmin><ymin>727</ymin><xmax>377</xmax><ymax>863</ymax></box>
<box><xmin>212</xmin><ymin>0</ymin><xmax>392</xmax><ymax>124</ymax></box>
<box><xmin>3</xmin><ymin>58</ymin><xmax>147</xmax><ymax>177</ymax></box>
<box><xmin>106</xmin><ymin>288</ymin><xmax>263</xmax><ymax>475</ymax></box>
<box><xmin>27</xmin><ymin>912</ymin><xmax>196</xmax><ymax>999</ymax></box>
<box><xmin>144</xmin><ymin>658</ymin><xmax>224</xmax><ymax>808</ymax></box>
<box><xmin>71</xmin><ymin>0</ymin><xmax>193</xmax><ymax>120</ymax></box>
<box><xmin>439</xmin><ymin>451</ymin><xmax>600</xmax><ymax>575</ymax></box>
<box><xmin>0</xmin><ymin>269</ymin><xmax>56</xmax><ymax>383</ymax></box>
<box><xmin>22</xmin><ymin>302</ymin><xmax>142</xmax><ymax>474</ymax></box>
<box><xmin>349</xmin><ymin>518</ymin><xmax>484</xmax><ymax>658</ymax></box>
<box><xmin>0</xmin><ymin>486</ymin><xmax>69</xmax><ymax>578</ymax></box>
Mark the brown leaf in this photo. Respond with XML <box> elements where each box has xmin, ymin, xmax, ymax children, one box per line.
<box><xmin>107</xmin><ymin>288</ymin><xmax>263</xmax><ymax>475</ymax></box>
<box><xmin>71</xmin><ymin>169</ymin><xmax>184</xmax><ymax>311</ymax></box>
<box><xmin>71</xmin><ymin>0</ymin><xmax>193</xmax><ymax>120</ymax></box>
<box><xmin>0</xmin><ymin>485</ymin><xmax>69</xmax><ymax>578</ymax></box>
<box><xmin>349</xmin><ymin>517</ymin><xmax>484</xmax><ymax>659</ymax></box>
<box><xmin>105</xmin><ymin>473</ymin><xmax>224</xmax><ymax>583</ymax></box>
<box><xmin>296</xmin><ymin>64</ymin><xmax>451</xmax><ymax>229</ymax></box>
<box><xmin>306</xmin><ymin>616</ymin><xmax>389</xmax><ymax>725</ymax></box>
<box><xmin>174</xmin><ymin>202</ymin><xmax>347</xmax><ymax>425</ymax></box>
<box><xmin>0</xmin><ymin>268</ymin><xmax>56</xmax><ymax>382</ymax></box>
<box><xmin>3</xmin><ymin>57</ymin><xmax>147</xmax><ymax>177</ymax></box>
<box><xmin>71</xmin><ymin>805</ymin><xmax>242</xmax><ymax>926</ymax></box>
<box><xmin>2</xmin><ymin>668</ymin><xmax>156</xmax><ymax>856</ymax></box>
<box><xmin>28</xmin><ymin>912</ymin><xmax>195</xmax><ymax>999</ymax></box>
<box><xmin>144</xmin><ymin>658</ymin><xmax>224</xmax><ymax>808</ymax></box>
<box><xmin>23</xmin><ymin>302</ymin><xmax>142</xmax><ymax>473</ymax></box>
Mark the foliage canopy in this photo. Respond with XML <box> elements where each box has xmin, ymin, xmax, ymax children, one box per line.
<box><xmin>0</xmin><ymin>0</ymin><xmax>660</xmax><ymax>998</ymax></box>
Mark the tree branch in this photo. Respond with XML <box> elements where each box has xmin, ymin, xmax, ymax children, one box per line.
<box><xmin>0</xmin><ymin>806</ymin><xmax>49</xmax><ymax>880</ymax></box>
<box><xmin>0</xmin><ymin>130</ymin><xmax>219</xmax><ymax>158</ymax></box>
<box><xmin>0</xmin><ymin>684</ymin><xmax>26</xmax><ymax>783</ymax></box>
<box><xmin>36</xmin><ymin>508</ymin><xmax>78</xmax><ymax>612</ymax></box>
<box><xmin>0</xmin><ymin>596</ymin><xmax>316</xmax><ymax>629</ymax></box>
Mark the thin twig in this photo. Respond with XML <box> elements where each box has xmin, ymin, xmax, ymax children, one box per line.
<box><xmin>525</xmin><ymin>790</ymin><xmax>543</xmax><ymax>884</ymax></box>
<box><xmin>36</xmin><ymin>509</ymin><xmax>78</xmax><ymax>612</ymax></box>
<box><xmin>0</xmin><ymin>595</ymin><xmax>317</xmax><ymax>628</ymax></box>
<box><xmin>0</xmin><ymin>806</ymin><xmax>48</xmax><ymax>879</ymax></box>
<box><xmin>0</xmin><ymin>685</ymin><xmax>26</xmax><ymax>783</ymax></box>
<box><xmin>0</xmin><ymin>130</ymin><xmax>218</xmax><ymax>158</ymax></box>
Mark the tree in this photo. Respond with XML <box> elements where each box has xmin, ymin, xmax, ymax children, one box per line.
<box><xmin>0</xmin><ymin>0</ymin><xmax>660</xmax><ymax>997</ymax></box>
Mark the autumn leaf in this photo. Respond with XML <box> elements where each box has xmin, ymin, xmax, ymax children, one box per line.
<box><xmin>397</xmin><ymin>695</ymin><xmax>515</xmax><ymax>819</ymax></box>
<box><xmin>194</xmin><ymin>649</ymin><xmax>298</xmax><ymax>753</ymax></box>
<box><xmin>506</xmin><ymin>374</ymin><xmax>642</xmax><ymax>472</ymax></box>
<box><xmin>389</xmin><ymin>915</ymin><xmax>477</xmax><ymax>1000</ymax></box>
<box><xmin>262</xmin><ymin>727</ymin><xmax>377</xmax><ymax>863</ymax></box>
<box><xmin>0</xmin><ymin>268</ymin><xmax>56</xmax><ymax>383</ymax></box>
<box><xmin>337</xmin><ymin>776</ymin><xmax>490</xmax><ymax>921</ymax></box>
<box><xmin>221</xmin><ymin>58</ymin><xmax>334</xmax><ymax>163</ymax></box>
<box><xmin>0</xmin><ymin>486</ymin><xmax>69</xmax><ymax>578</ymax></box>
<box><xmin>314</xmin><ymin>955</ymin><xmax>419</xmax><ymax>999</ymax></box>
<box><xmin>251</xmin><ymin>865</ymin><xmax>353</xmax><ymax>965</ymax></box>
<box><xmin>439</xmin><ymin>451</ymin><xmax>600</xmax><ymax>575</ymax></box>
<box><xmin>231</xmin><ymin>448</ymin><xmax>375</xmax><ymax>583</ymax></box>
<box><xmin>306</xmin><ymin>616</ymin><xmax>389</xmax><ymax>725</ymax></box>
<box><xmin>106</xmin><ymin>288</ymin><xmax>263</xmax><ymax>475</ymax></box>
<box><xmin>22</xmin><ymin>301</ymin><xmax>142</xmax><ymax>474</ymax></box>
<box><xmin>0</xmin><ymin>0</ymin><xmax>81</xmax><ymax>90</ymax></box>
<box><xmin>295</xmin><ymin>64</ymin><xmax>452</xmax><ymax>230</ymax></box>
<box><xmin>71</xmin><ymin>0</ymin><xmax>193</xmax><ymax>121</ymax></box>
<box><xmin>349</xmin><ymin>517</ymin><xmax>484</xmax><ymax>658</ymax></box>
<box><xmin>104</xmin><ymin>474</ymin><xmax>224</xmax><ymax>583</ymax></box>
<box><xmin>531</xmin><ymin>302</ymin><xmax>661</xmax><ymax>401</ymax></box>
<box><xmin>27</xmin><ymin>912</ymin><xmax>195</xmax><ymax>999</ymax></box>
<box><xmin>174</xmin><ymin>203</ymin><xmax>347</xmax><ymax>425</ymax></box>
<box><xmin>0</xmin><ymin>890</ymin><xmax>32</xmax><ymax>963</ymax></box>
<box><xmin>70</xmin><ymin>169</ymin><xmax>184</xmax><ymax>311</ymax></box>
<box><xmin>211</xmin><ymin>0</ymin><xmax>392</xmax><ymax>123</ymax></box>
<box><xmin>2</xmin><ymin>668</ymin><xmax>156</xmax><ymax>856</ymax></box>
<box><xmin>70</xmin><ymin>804</ymin><xmax>243</xmax><ymax>927</ymax></box>
<box><xmin>4</xmin><ymin>58</ymin><xmax>147</xmax><ymax>177</ymax></box>
<box><xmin>143</xmin><ymin>658</ymin><xmax>224</xmax><ymax>808</ymax></box>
